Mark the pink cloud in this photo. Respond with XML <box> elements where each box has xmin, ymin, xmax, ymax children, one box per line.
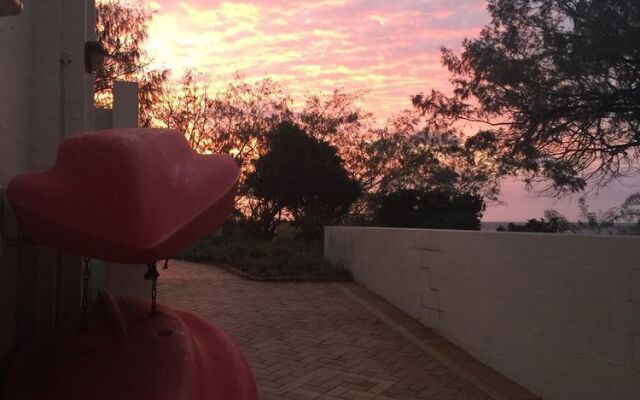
<box><xmin>143</xmin><ymin>0</ymin><xmax>490</xmax><ymax>121</ymax></box>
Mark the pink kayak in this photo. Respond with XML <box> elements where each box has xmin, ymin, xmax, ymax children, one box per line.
<box><xmin>4</xmin><ymin>128</ymin><xmax>257</xmax><ymax>399</ymax></box>
<box><xmin>3</xmin><ymin>292</ymin><xmax>258</xmax><ymax>400</ymax></box>
<box><xmin>6</xmin><ymin>128</ymin><xmax>239</xmax><ymax>264</ymax></box>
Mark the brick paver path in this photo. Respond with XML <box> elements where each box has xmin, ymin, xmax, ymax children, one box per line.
<box><xmin>159</xmin><ymin>261</ymin><xmax>538</xmax><ymax>400</ymax></box>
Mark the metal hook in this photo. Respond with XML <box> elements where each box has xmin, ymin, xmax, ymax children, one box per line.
<box><xmin>144</xmin><ymin>262</ymin><xmax>160</xmax><ymax>316</ymax></box>
<box><xmin>81</xmin><ymin>257</ymin><xmax>92</xmax><ymax>332</ymax></box>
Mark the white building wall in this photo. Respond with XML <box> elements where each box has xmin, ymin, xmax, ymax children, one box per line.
<box><xmin>0</xmin><ymin>0</ymin><xmax>95</xmax><ymax>367</ymax></box>
<box><xmin>325</xmin><ymin>227</ymin><xmax>640</xmax><ymax>400</ymax></box>
<box><xmin>0</xmin><ymin>2</ymin><xmax>31</xmax><ymax>366</ymax></box>
<box><xmin>0</xmin><ymin>3</ymin><xmax>30</xmax><ymax>186</ymax></box>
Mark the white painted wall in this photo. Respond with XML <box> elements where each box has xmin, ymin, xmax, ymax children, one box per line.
<box><xmin>1</xmin><ymin>2</ymin><xmax>145</xmax><ymax>371</ymax></box>
<box><xmin>0</xmin><ymin>3</ymin><xmax>30</xmax><ymax>366</ymax></box>
<box><xmin>0</xmin><ymin>2</ymin><xmax>29</xmax><ymax>186</ymax></box>
<box><xmin>325</xmin><ymin>227</ymin><xmax>640</xmax><ymax>400</ymax></box>
<box><xmin>0</xmin><ymin>0</ymin><xmax>95</xmax><ymax>367</ymax></box>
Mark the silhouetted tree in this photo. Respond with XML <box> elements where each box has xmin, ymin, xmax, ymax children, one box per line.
<box><xmin>414</xmin><ymin>0</ymin><xmax>640</xmax><ymax>193</ymax></box>
<box><xmin>575</xmin><ymin>193</ymin><xmax>640</xmax><ymax>234</ymax></box>
<box><xmin>617</xmin><ymin>193</ymin><xmax>640</xmax><ymax>226</ymax></box>
<box><xmin>95</xmin><ymin>0</ymin><xmax>168</xmax><ymax>126</ymax></box>
<box><xmin>497</xmin><ymin>210</ymin><xmax>573</xmax><ymax>233</ymax></box>
<box><xmin>359</xmin><ymin>111</ymin><xmax>502</xmax><ymax>201</ymax></box>
<box><xmin>297</xmin><ymin>90</ymin><xmax>373</xmax><ymax>184</ymax></box>
<box><xmin>372</xmin><ymin>189</ymin><xmax>485</xmax><ymax>230</ymax></box>
<box><xmin>153</xmin><ymin>68</ymin><xmax>501</xmax><ymax>219</ymax></box>
<box><xmin>155</xmin><ymin>73</ymin><xmax>292</xmax><ymax>175</ymax></box>
<box><xmin>246</xmin><ymin>122</ymin><xmax>361</xmax><ymax>239</ymax></box>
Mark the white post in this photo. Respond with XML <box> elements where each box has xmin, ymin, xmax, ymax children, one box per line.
<box><xmin>112</xmin><ymin>81</ymin><xmax>138</xmax><ymax>129</ymax></box>
<box><xmin>101</xmin><ymin>80</ymin><xmax>149</xmax><ymax>297</ymax></box>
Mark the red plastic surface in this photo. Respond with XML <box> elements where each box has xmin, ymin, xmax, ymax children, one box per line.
<box><xmin>3</xmin><ymin>292</ymin><xmax>259</xmax><ymax>400</ymax></box>
<box><xmin>7</xmin><ymin>128</ymin><xmax>239</xmax><ymax>263</ymax></box>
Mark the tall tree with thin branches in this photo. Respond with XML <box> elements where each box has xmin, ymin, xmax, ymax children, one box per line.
<box><xmin>414</xmin><ymin>0</ymin><xmax>640</xmax><ymax>193</ymax></box>
<box><xmin>95</xmin><ymin>0</ymin><xmax>168</xmax><ymax>126</ymax></box>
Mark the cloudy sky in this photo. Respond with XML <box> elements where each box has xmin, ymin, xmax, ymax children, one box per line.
<box><xmin>144</xmin><ymin>0</ymin><xmax>488</xmax><ymax>120</ymax></box>
<box><xmin>141</xmin><ymin>0</ymin><xmax>639</xmax><ymax>221</ymax></box>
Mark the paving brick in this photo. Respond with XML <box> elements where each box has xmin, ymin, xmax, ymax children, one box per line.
<box><xmin>159</xmin><ymin>261</ymin><xmax>538</xmax><ymax>400</ymax></box>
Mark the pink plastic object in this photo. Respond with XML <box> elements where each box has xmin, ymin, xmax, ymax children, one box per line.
<box><xmin>3</xmin><ymin>292</ymin><xmax>259</xmax><ymax>400</ymax></box>
<box><xmin>6</xmin><ymin>128</ymin><xmax>239</xmax><ymax>263</ymax></box>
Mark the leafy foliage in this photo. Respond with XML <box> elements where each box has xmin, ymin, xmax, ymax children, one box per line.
<box><xmin>154</xmin><ymin>72</ymin><xmax>291</xmax><ymax>176</ymax></box>
<box><xmin>359</xmin><ymin>112</ymin><xmax>502</xmax><ymax>202</ymax></box>
<box><xmin>297</xmin><ymin>90</ymin><xmax>374</xmax><ymax>190</ymax></box>
<box><xmin>95</xmin><ymin>0</ymin><xmax>168</xmax><ymax>126</ymax></box>
<box><xmin>414</xmin><ymin>0</ymin><xmax>640</xmax><ymax>193</ymax></box>
<box><xmin>175</xmin><ymin>228</ymin><xmax>350</xmax><ymax>278</ymax></box>
<box><xmin>497</xmin><ymin>193</ymin><xmax>640</xmax><ymax>235</ymax></box>
<box><xmin>372</xmin><ymin>189</ymin><xmax>484</xmax><ymax>230</ymax></box>
<box><xmin>146</xmin><ymin>68</ymin><xmax>501</xmax><ymax>227</ymax></box>
<box><xmin>575</xmin><ymin>193</ymin><xmax>640</xmax><ymax>234</ymax></box>
<box><xmin>497</xmin><ymin>210</ymin><xmax>573</xmax><ymax>233</ymax></box>
<box><xmin>245</xmin><ymin>122</ymin><xmax>361</xmax><ymax>239</ymax></box>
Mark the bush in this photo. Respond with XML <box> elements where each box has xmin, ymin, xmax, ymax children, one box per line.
<box><xmin>497</xmin><ymin>210</ymin><xmax>573</xmax><ymax>233</ymax></box>
<box><xmin>371</xmin><ymin>189</ymin><xmax>484</xmax><ymax>230</ymax></box>
<box><xmin>175</xmin><ymin>227</ymin><xmax>350</xmax><ymax>278</ymax></box>
<box><xmin>246</xmin><ymin>121</ymin><xmax>361</xmax><ymax>239</ymax></box>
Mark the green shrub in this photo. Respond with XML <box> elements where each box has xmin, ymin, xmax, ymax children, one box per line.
<box><xmin>497</xmin><ymin>210</ymin><xmax>573</xmax><ymax>233</ymax></box>
<box><xmin>371</xmin><ymin>189</ymin><xmax>484</xmax><ymax>230</ymax></box>
<box><xmin>175</xmin><ymin>227</ymin><xmax>349</xmax><ymax>278</ymax></box>
<box><xmin>246</xmin><ymin>121</ymin><xmax>361</xmax><ymax>240</ymax></box>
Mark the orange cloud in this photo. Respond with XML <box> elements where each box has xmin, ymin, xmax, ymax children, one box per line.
<box><xmin>140</xmin><ymin>0</ymin><xmax>489</xmax><ymax>122</ymax></box>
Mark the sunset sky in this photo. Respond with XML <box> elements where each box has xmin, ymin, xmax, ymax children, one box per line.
<box><xmin>144</xmin><ymin>0</ymin><xmax>489</xmax><ymax>120</ymax></box>
<box><xmin>138</xmin><ymin>0</ymin><xmax>639</xmax><ymax>221</ymax></box>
